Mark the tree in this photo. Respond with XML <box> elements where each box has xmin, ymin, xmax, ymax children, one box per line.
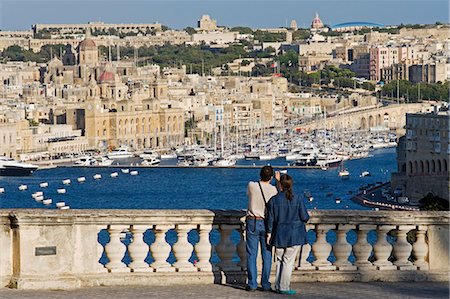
<box><xmin>184</xmin><ymin>27</ymin><xmax>196</xmax><ymax>35</ymax></box>
<box><xmin>419</xmin><ymin>193</ymin><xmax>449</xmax><ymax>211</ymax></box>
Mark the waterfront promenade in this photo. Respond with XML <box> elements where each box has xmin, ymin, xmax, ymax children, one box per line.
<box><xmin>0</xmin><ymin>282</ymin><xmax>448</xmax><ymax>299</ymax></box>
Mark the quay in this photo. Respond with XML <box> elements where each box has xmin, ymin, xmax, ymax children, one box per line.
<box><xmin>0</xmin><ymin>209</ymin><xmax>448</xmax><ymax>291</ymax></box>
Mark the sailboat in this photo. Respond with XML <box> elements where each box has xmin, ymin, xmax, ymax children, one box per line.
<box><xmin>338</xmin><ymin>161</ymin><xmax>350</xmax><ymax>179</ymax></box>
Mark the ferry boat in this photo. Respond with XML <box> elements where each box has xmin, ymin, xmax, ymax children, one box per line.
<box><xmin>107</xmin><ymin>146</ymin><xmax>133</xmax><ymax>159</ymax></box>
<box><xmin>0</xmin><ymin>156</ymin><xmax>38</xmax><ymax>176</ymax></box>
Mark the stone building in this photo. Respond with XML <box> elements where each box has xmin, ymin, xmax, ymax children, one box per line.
<box><xmin>391</xmin><ymin>110</ymin><xmax>450</xmax><ymax>203</ymax></box>
<box><xmin>0</xmin><ymin>115</ymin><xmax>17</xmax><ymax>158</ymax></box>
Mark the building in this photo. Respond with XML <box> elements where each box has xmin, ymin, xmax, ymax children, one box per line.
<box><xmin>197</xmin><ymin>15</ymin><xmax>217</xmax><ymax>32</ymax></box>
<box><xmin>391</xmin><ymin>109</ymin><xmax>450</xmax><ymax>203</ymax></box>
<box><xmin>32</xmin><ymin>21</ymin><xmax>162</xmax><ymax>36</ymax></box>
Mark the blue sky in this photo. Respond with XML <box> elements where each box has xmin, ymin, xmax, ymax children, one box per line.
<box><xmin>0</xmin><ymin>0</ymin><xmax>448</xmax><ymax>30</ymax></box>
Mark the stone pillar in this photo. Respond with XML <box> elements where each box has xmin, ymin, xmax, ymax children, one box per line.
<box><xmin>194</xmin><ymin>224</ymin><xmax>212</xmax><ymax>271</ymax></box>
<box><xmin>104</xmin><ymin>225</ymin><xmax>128</xmax><ymax>272</ymax></box>
<box><xmin>128</xmin><ymin>225</ymin><xmax>151</xmax><ymax>272</ymax></box>
<box><xmin>353</xmin><ymin>224</ymin><xmax>376</xmax><ymax>269</ymax></box>
<box><xmin>312</xmin><ymin>224</ymin><xmax>336</xmax><ymax>270</ymax></box>
<box><xmin>150</xmin><ymin>225</ymin><xmax>174</xmax><ymax>272</ymax></box>
<box><xmin>172</xmin><ymin>224</ymin><xmax>195</xmax><ymax>271</ymax></box>
<box><xmin>333</xmin><ymin>224</ymin><xmax>356</xmax><ymax>270</ymax></box>
<box><xmin>413</xmin><ymin>226</ymin><xmax>429</xmax><ymax>270</ymax></box>
<box><xmin>427</xmin><ymin>225</ymin><xmax>449</xmax><ymax>271</ymax></box>
<box><xmin>373</xmin><ymin>225</ymin><xmax>396</xmax><ymax>270</ymax></box>
<box><xmin>393</xmin><ymin>225</ymin><xmax>416</xmax><ymax>270</ymax></box>
<box><xmin>216</xmin><ymin>224</ymin><xmax>239</xmax><ymax>271</ymax></box>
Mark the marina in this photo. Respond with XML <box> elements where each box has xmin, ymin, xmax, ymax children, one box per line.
<box><xmin>0</xmin><ymin>148</ymin><xmax>397</xmax><ymax>210</ymax></box>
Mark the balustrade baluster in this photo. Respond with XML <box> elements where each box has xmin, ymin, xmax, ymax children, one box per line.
<box><xmin>296</xmin><ymin>224</ymin><xmax>314</xmax><ymax>270</ymax></box>
<box><xmin>413</xmin><ymin>225</ymin><xmax>429</xmax><ymax>270</ymax></box>
<box><xmin>195</xmin><ymin>224</ymin><xmax>213</xmax><ymax>271</ymax></box>
<box><xmin>393</xmin><ymin>225</ymin><xmax>417</xmax><ymax>270</ymax></box>
<box><xmin>173</xmin><ymin>224</ymin><xmax>196</xmax><ymax>271</ymax></box>
<box><xmin>333</xmin><ymin>224</ymin><xmax>356</xmax><ymax>270</ymax></box>
<box><xmin>150</xmin><ymin>225</ymin><xmax>174</xmax><ymax>272</ymax></box>
<box><xmin>128</xmin><ymin>225</ymin><xmax>151</xmax><ymax>272</ymax></box>
<box><xmin>104</xmin><ymin>225</ymin><xmax>128</xmax><ymax>272</ymax></box>
<box><xmin>216</xmin><ymin>224</ymin><xmax>239</xmax><ymax>271</ymax></box>
<box><xmin>237</xmin><ymin>224</ymin><xmax>247</xmax><ymax>271</ymax></box>
<box><xmin>312</xmin><ymin>224</ymin><xmax>336</xmax><ymax>270</ymax></box>
<box><xmin>97</xmin><ymin>225</ymin><xmax>108</xmax><ymax>272</ymax></box>
<box><xmin>373</xmin><ymin>225</ymin><xmax>396</xmax><ymax>270</ymax></box>
<box><xmin>353</xmin><ymin>225</ymin><xmax>376</xmax><ymax>269</ymax></box>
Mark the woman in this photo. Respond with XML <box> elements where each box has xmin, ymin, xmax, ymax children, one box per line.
<box><xmin>266</xmin><ymin>174</ymin><xmax>310</xmax><ymax>295</ymax></box>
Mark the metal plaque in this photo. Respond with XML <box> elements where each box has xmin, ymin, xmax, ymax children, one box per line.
<box><xmin>35</xmin><ymin>246</ymin><xmax>57</xmax><ymax>256</ymax></box>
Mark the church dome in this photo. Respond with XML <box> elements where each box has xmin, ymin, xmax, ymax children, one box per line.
<box><xmin>99</xmin><ymin>69</ymin><xmax>115</xmax><ymax>83</ymax></box>
<box><xmin>311</xmin><ymin>13</ymin><xmax>324</xmax><ymax>29</ymax></box>
<box><xmin>48</xmin><ymin>56</ymin><xmax>63</xmax><ymax>68</ymax></box>
<box><xmin>78</xmin><ymin>38</ymin><xmax>97</xmax><ymax>51</ymax></box>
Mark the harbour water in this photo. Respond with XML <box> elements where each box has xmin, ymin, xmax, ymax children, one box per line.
<box><xmin>0</xmin><ymin>148</ymin><xmax>396</xmax><ymax>210</ymax></box>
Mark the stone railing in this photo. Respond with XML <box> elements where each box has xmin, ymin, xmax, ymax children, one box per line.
<box><xmin>0</xmin><ymin>209</ymin><xmax>448</xmax><ymax>289</ymax></box>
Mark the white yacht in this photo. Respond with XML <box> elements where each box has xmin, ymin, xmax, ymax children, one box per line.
<box><xmin>139</xmin><ymin>150</ymin><xmax>160</xmax><ymax>160</ymax></box>
<box><xmin>0</xmin><ymin>156</ymin><xmax>38</xmax><ymax>176</ymax></box>
<box><xmin>141</xmin><ymin>157</ymin><xmax>161</xmax><ymax>166</ymax></box>
<box><xmin>213</xmin><ymin>157</ymin><xmax>236</xmax><ymax>167</ymax></box>
<box><xmin>107</xmin><ymin>146</ymin><xmax>133</xmax><ymax>159</ymax></box>
<box><xmin>338</xmin><ymin>162</ymin><xmax>350</xmax><ymax>179</ymax></box>
<box><xmin>160</xmin><ymin>152</ymin><xmax>177</xmax><ymax>159</ymax></box>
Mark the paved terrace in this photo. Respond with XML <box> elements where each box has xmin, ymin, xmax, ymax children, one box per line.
<box><xmin>0</xmin><ymin>282</ymin><xmax>448</xmax><ymax>299</ymax></box>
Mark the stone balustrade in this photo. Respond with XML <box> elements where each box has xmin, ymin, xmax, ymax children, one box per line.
<box><xmin>0</xmin><ymin>209</ymin><xmax>448</xmax><ymax>289</ymax></box>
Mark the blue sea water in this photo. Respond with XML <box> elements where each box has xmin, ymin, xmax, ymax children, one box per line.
<box><xmin>0</xmin><ymin>148</ymin><xmax>396</xmax><ymax>210</ymax></box>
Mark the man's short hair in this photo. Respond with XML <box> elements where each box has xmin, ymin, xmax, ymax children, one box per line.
<box><xmin>260</xmin><ymin>166</ymin><xmax>274</xmax><ymax>182</ymax></box>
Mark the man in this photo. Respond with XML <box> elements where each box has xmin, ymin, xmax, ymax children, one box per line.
<box><xmin>245</xmin><ymin>165</ymin><xmax>279</xmax><ymax>292</ymax></box>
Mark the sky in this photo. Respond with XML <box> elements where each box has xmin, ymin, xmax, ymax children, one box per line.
<box><xmin>0</xmin><ymin>0</ymin><xmax>448</xmax><ymax>31</ymax></box>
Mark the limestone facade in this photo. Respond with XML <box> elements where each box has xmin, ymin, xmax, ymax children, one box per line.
<box><xmin>392</xmin><ymin>111</ymin><xmax>450</xmax><ymax>203</ymax></box>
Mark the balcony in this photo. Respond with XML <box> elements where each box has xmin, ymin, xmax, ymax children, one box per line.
<box><xmin>0</xmin><ymin>209</ymin><xmax>448</xmax><ymax>290</ymax></box>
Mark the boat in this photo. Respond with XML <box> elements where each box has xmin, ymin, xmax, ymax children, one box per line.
<box><xmin>42</xmin><ymin>199</ymin><xmax>52</xmax><ymax>205</ymax></box>
<box><xmin>0</xmin><ymin>188</ymin><xmax>4</xmax><ymax>193</ymax></box>
<box><xmin>18</xmin><ymin>185</ymin><xmax>28</xmax><ymax>191</ymax></box>
<box><xmin>244</xmin><ymin>152</ymin><xmax>259</xmax><ymax>160</ymax></box>
<box><xmin>34</xmin><ymin>195</ymin><xmax>44</xmax><ymax>202</ymax></box>
<box><xmin>360</xmin><ymin>171</ymin><xmax>370</xmax><ymax>177</ymax></box>
<box><xmin>259</xmin><ymin>154</ymin><xmax>276</xmax><ymax>161</ymax></box>
<box><xmin>93</xmin><ymin>174</ymin><xmax>102</xmax><ymax>180</ymax></box>
<box><xmin>77</xmin><ymin>177</ymin><xmax>86</xmax><ymax>183</ymax></box>
<box><xmin>62</xmin><ymin>179</ymin><xmax>71</xmax><ymax>185</ymax></box>
<box><xmin>121</xmin><ymin>169</ymin><xmax>130</xmax><ymax>174</ymax></box>
<box><xmin>110</xmin><ymin>172</ymin><xmax>119</xmax><ymax>177</ymax></box>
<box><xmin>213</xmin><ymin>157</ymin><xmax>236</xmax><ymax>167</ymax></box>
<box><xmin>60</xmin><ymin>206</ymin><xmax>70</xmax><ymax>210</ymax></box>
<box><xmin>107</xmin><ymin>146</ymin><xmax>134</xmax><ymax>159</ymax></box>
<box><xmin>130</xmin><ymin>170</ymin><xmax>139</xmax><ymax>176</ymax></box>
<box><xmin>94</xmin><ymin>156</ymin><xmax>114</xmax><ymax>166</ymax></box>
<box><xmin>39</xmin><ymin>182</ymin><xmax>49</xmax><ymax>188</ymax></box>
<box><xmin>141</xmin><ymin>157</ymin><xmax>161</xmax><ymax>166</ymax></box>
<box><xmin>335</xmin><ymin>198</ymin><xmax>341</xmax><ymax>204</ymax></box>
<box><xmin>56</xmin><ymin>202</ymin><xmax>65</xmax><ymax>208</ymax></box>
<box><xmin>160</xmin><ymin>152</ymin><xmax>177</xmax><ymax>159</ymax></box>
<box><xmin>0</xmin><ymin>156</ymin><xmax>38</xmax><ymax>176</ymax></box>
<box><xmin>139</xmin><ymin>149</ymin><xmax>160</xmax><ymax>160</ymax></box>
<box><xmin>74</xmin><ymin>155</ymin><xmax>95</xmax><ymax>166</ymax></box>
<box><xmin>338</xmin><ymin>162</ymin><xmax>350</xmax><ymax>179</ymax></box>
